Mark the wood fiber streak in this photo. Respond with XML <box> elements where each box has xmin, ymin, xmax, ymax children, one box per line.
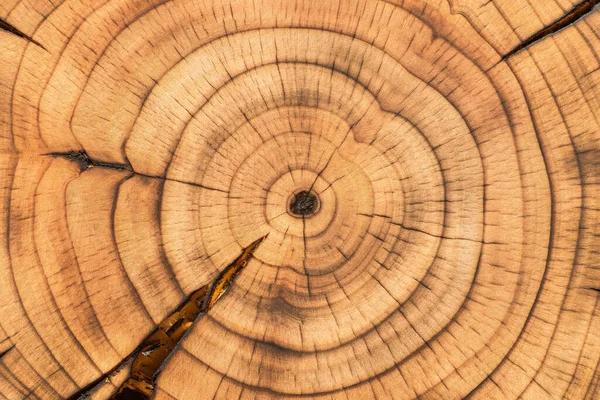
<box><xmin>0</xmin><ymin>0</ymin><xmax>599</xmax><ymax>399</ymax></box>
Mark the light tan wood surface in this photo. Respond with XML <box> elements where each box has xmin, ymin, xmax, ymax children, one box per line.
<box><xmin>1</xmin><ymin>0</ymin><xmax>599</xmax><ymax>399</ymax></box>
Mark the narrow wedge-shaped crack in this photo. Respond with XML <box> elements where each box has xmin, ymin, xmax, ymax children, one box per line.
<box><xmin>0</xmin><ymin>17</ymin><xmax>46</xmax><ymax>50</ymax></box>
<box><xmin>200</xmin><ymin>234</ymin><xmax>267</xmax><ymax>312</ymax></box>
<box><xmin>70</xmin><ymin>236</ymin><xmax>266</xmax><ymax>399</ymax></box>
<box><xmin>47</xmin><ymin>150</ymin><xmax>228</xmax><ymax>193</ymax></box>
<box><xmin>503</xmin><ymin>0</ymin><xmax>600</xmax><ymax>59</ymax></box>
<box><xmin>0</xmin><ymin>346</ymin><xmax>14</xmax><ymax>360</ymax></box>
<box><xmin>108</xmin><ymin>286</ymin><xmax>210</xmax><ymax>400</ymax></box>
<box><xmin>48</xmin><ymin>150</ymin><xmax>131</xmax><ymax>173</ymax></box>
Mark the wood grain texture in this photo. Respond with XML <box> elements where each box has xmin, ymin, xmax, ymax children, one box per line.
<box><xmin>0</xmin><ymin>0</ymin><xmax>599</xmax><ymax>399</ymax></box>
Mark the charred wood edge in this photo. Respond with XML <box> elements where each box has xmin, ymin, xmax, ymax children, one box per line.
<box><xmin>503</xmin><ymin>0</ymin><xmax>600</xmax><ymax>60</ymax></box>
<box><xmin>0</xmin><ymin>17</ymin><xmax>46</xmax><ymax>50</ymax></box>
<box><xmin>68</xmin><ymin>236</ymin><xmax>267</xmax><ymax>400</ymax></box>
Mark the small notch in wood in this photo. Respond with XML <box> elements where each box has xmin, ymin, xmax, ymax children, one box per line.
<box><xmin>0</xmin><ymin>18</ymin><xmax>46</xmax><ymax>50</ymax></box>
<box><xmin>0</xmin><ymin>345</ymin><xmax>15</xmax><ymax>360</ymax></box>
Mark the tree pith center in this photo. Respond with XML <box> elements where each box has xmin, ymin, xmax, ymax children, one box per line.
<box><xmin>289</xmin><ymin>190</ymin><xmax>319</xmax><ymax>217</ymax></box>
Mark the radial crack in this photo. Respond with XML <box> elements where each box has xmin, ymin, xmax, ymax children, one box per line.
<box><xmin>48</xmin><ymin>150</ymin><xmax>131</xmax><ymax>173</ymax></box>
<box><xmin>47</xmin><ymin>150</ymin><xmax>228</xmax><ymax>193</ymax></box>
<box><xmin>0</xmin><ymin>345</ymin><xmax>14</xmax><ymax>360</ymax></box>
<box><xmin>200</xmin><ymin>235</ymin><xmax>267</xmax><ymax>312</ymax></box>
<box><xmin>69</xmin><ymin>236</ymin><xmax>267</xmax><ymax>399</ymax></box>
<box><xmin>0</xmin><ymin>17</ymin><xmax>46</xmax><ymax>50</ymax></box>
<box><xmin>503</xmin><ymin>0</ymin><xmax>600</xmax><ymax>59</ymax></box>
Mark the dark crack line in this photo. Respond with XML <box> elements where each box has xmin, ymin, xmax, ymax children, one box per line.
<box><xmin>47</xmin><ymin>150</ymin><xmax>130</xmax><ymax>173</ymax></box>
<box><xmin>0</xmin><ymin>17</ymin><xmax>46</xmax><ymax>50</ymax></box>
<box><xmin>67</xmin><ymin>353</ymin><xmax>136</xmax><ymax>400</ymax></box>
<box><xmin>0</xmin><ymin>346</ymin><xmax>14</xmax><ymax>360</ymax></box>
<box><xmin>200</xmin><ymin>235</ymin><xmax>267</xmax><ymax>313</ymax></box>
<box><xmin>69</xmin><ymin>236</ymin><xmax>267</xmax><ymax>399</ymax></box>
<box><xmin>46</xmin><ymin>150</ymin><xmax>228</xmax><ymax>193</ymax></box>
<box><xmin>503</xmin><ymin>0</ymin><xmax>600</xmax><ymax>60</ymax></box>
<box><xmin>301</xmin><ymin>215</ymin><xmax>309</xmax><ymax>286</ymax></box>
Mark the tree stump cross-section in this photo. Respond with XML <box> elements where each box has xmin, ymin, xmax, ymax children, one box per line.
<box><xmin>0</xmin><ymin>0</ymin><xmax>600</xmax><ymax>399</ymax></box>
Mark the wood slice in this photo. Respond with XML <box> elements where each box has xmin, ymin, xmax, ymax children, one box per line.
<box><xmin>1</xmin><ymin>0</ymin><xmax>600</xmax><ymax>399</ymax></box>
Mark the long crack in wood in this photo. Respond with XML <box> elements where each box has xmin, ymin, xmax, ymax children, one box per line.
<box><xmin>70</xmin><ymin>236</ymin><xmax>266</xmax><ymax>400</ymax></box>
<box><xmin>0</xmin><ymin>17</ymin><xmax>46</xmax><ymax>50</ymax></box>
<box><xmin>48</xmin><ymin>150</ymin><xmax>228</xmax><ymax>193</ymax></box>
<box><xmin>48</xmin><ymin>151</ymin><xmax>132</xmax><ymax>173</ymax></box>
<box><xmin>503</xmin><ymin>0</ymin><xmax>600</xmax><ymax>59</ymax></box>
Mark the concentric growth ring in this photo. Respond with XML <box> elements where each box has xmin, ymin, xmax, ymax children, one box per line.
<box><xmin>1</xmin><ymin>0</ymin><xmax>599</xmax><ymax>399</ymax></box>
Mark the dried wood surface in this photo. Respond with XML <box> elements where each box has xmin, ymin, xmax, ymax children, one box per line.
<box><xmin>1</xmin><ymin>0</ymin><xmax>600</xmax><ymax>399</ymax></box>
